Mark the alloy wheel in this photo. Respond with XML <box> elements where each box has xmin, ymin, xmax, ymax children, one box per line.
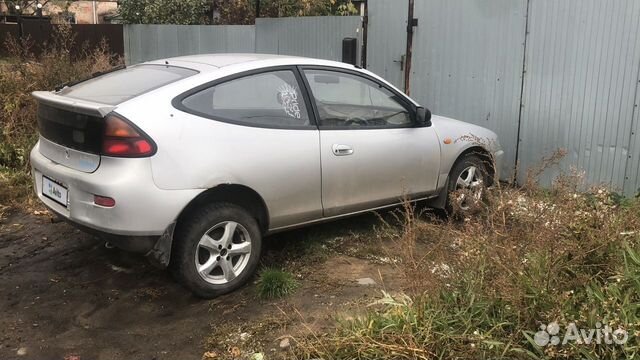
<box><xmin>455</xmin><ymin>165</ymin><xmax>484</xmax><ymax>210</ymax></box>
<box><xmin>194</xmin><ymin>221</ymin><xmax>252</xmax><ymax>285</ymax></box>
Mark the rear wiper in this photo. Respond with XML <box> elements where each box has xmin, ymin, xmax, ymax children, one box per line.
<box><xmin>54</xmin><ymin>64</ymin><xmax>126</xmax><ymax>92</ymax></box>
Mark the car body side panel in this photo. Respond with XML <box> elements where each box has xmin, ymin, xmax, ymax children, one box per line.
<box><xmin>111</xmin><ymin>62</ymin><xmax>332</xmax><ymax>230</ymax></box>
<box><xmin>108</xmin><ymin>58</ymin><xmax>502</xmax><ymax>232</ymax></box>
<box><xmin>28</xmin><ymin>54</ymin><xmax>506</xmax><ymax>254</ymax></box>
<box><xmin>116</xmin><ymin>95</ymin><xmax>322</xmax><ymax>230</ymax></box>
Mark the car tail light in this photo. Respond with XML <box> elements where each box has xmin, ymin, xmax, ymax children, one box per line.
<box><xmin>102</xmin><ymin>113</ymin><xmax>156</xmax><ymax>157</ymax></box>
<box><xmin>94</xmin><ymin>195</ymin><xmax>116</xmax><ymax>207</ymax></box>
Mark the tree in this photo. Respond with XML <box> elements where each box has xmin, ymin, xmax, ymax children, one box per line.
<box><xmin>259</xmin><ymin>0</ymin><xmax>357</xmax><ymax>17</ymax></box>
<box><xmin>212</xmin><ymin>0</ymin><xmax>254</xmax><ymax>25</ymax></box>
<box><xmin>3</xmin><ymin>0</ymin><xmax>61</xmax><ymax>16</ymax></box>
<box><xmin>212</xmin><ymin>0</ymin><xmax>358</xmax><ymax>25</ymax></box>
<box><xmin>116</xmin><ymin>0</ymin><xmax>358</xmax><ymax>25</ymax></box>
<box><xmin>118</xmin><ymin>0</ymin><xmax>211</xmax><ymax>25</ymax></box>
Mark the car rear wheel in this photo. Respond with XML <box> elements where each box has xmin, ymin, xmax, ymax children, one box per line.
<box><xmin>446</xmin><ymin>154</ymin><xmax>488</xmax><ymax>215</ymax></box>
<box><xmin>172</xmin><ymin>203</ymin><xmax>262</xmax><ymax>298</ymax></box>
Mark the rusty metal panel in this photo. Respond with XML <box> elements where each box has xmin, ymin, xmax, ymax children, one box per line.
<box><xmin>255</xmin><ymin>16</ymin><xmax>362</xmax><ymax>62</ymax></box>
<box><xmin>409</xmin><ymin>0</ymin><xmax>527</xmax><ymax>179</ymax></box>
<box><xmin>518</xmin><ymin>0</ymin><xmax>640</xmax><ymax>195</ymax></box>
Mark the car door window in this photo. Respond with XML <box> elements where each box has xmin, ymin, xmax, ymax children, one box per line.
<box><xmin>303</xmin><ymin>69</ymin><xmax>412</xmax><ymax>128</ymax></box>
<box><xmin>181</xmin><ymin>70</ymin><xmax>310</xmax><ymax>128</ymax></box>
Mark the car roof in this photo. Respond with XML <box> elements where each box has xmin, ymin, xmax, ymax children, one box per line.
<box><xmin>144</xmin><ymin>53</ymin><xmax>358</xmax><ymax>72</ymax></box>
<box><xmin>135</xmin><ymin>53</ymin><xmax>416</xmax><ymax>106</ymax></box>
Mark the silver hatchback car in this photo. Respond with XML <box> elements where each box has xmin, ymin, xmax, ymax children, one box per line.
<box><xmin>31</xmin><ymin>54</ymin><xmax>503</xmax><ymax>297</ymax></box>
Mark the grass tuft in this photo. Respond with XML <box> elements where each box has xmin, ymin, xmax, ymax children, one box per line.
<box><xmin>256</xmin><ymin>268</ymin><xmax>298</xmax><ymax>299</ymax></box>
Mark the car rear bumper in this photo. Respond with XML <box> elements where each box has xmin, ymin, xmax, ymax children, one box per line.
<box><xmin>30</xmin><ymin>139</ymin><xmax>201</xmax><ymax>237</ymax></box>
<box><xmin>54</xmin><ymin>213</ymin><xmax>159</xmax><ymax>253</ymax></box>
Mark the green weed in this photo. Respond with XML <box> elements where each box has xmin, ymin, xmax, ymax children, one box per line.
<box><xmin>257</xmin><ymin>268</ymin><xmax>298</xmax><ymax>299</ymax></box>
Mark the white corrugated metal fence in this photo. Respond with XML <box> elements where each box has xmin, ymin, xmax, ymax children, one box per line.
<box><xmin>367</xmin><ymin>0</ymin><xmax>640</xmax><ymax>195</ymax></box>
<box><xmin>123</xmin><ymin>2</ymin><xmax>640</xmax><ymax>196</ymax></box>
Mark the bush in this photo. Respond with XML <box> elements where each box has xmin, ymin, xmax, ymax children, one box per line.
<box><xmin>297</xmin><ymin>168</ymin><xmax>640</xmax><ymax>359</ymax></box>
<box><xmin>119</xmin><ymin>0</ymin><xmax>211</xmax><ymax>25</ymax></box>
<box><xmin>0</xmin><ymin>24</ymin><xmax>121</xmax><ymax>206</ymax></box>
<box><xmin>256</xmin><ymin>268</ymin><xmax>298</xmax><ymax>299</ymax></box>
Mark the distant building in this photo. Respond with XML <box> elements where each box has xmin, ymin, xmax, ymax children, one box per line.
<box><xmin>0</xmin><ymin>1</ymin><xmax>118</xmax><ymax>24</ymax></box>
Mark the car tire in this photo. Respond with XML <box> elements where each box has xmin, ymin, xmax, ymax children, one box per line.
<box><xmin>171</xmin><ymin>202</ymin><xmax>262</xmax><ymax>298</ymax></box>
<box><xmin>445</xmin><ymin>154</ymin><xmax>488</xmax><ymax>215</ymax></box>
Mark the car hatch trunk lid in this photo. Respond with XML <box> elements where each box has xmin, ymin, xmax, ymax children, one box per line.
<box><xmin>33</xmin><ymin>91</ymin><xmax>115</xmax><ymax>173</ymax></box>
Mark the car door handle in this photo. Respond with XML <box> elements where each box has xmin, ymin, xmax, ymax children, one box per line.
<box><xmin>332</xmin><ymin>144</ymin><xmax>354</xmax><ymax>156</ymax></box>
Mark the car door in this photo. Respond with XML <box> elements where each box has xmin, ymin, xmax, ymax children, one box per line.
<box><xmin>301</xmin><ymin>67</ymin><xmax>440</xmax><ymax>217</ymax></box>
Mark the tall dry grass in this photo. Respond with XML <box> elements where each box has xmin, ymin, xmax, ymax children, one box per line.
<box><xmin>297</xmin><ymin>160</ymin><xmax>640</xmax><ymax>359</ymax></box>
<box><xmin>0</xmin><ymin>24</ymin><xmax>121</xmax><ymax>206</ymax></box>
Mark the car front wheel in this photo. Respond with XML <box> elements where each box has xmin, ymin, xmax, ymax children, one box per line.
<box><xmin>172</xmin><ymin>203</ymin><xmax>262</xmax><ymax>298</ymax></box>
<box><xmin>446</xmin><ymin>154</ymin><xmax>488</xmax><ymax>215</ymax></box>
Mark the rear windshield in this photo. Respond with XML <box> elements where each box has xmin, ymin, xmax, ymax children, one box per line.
<box><xmin>59</xmin><ymin>65</ymin><xmax>198</xmax><ymax>105</ymax></box>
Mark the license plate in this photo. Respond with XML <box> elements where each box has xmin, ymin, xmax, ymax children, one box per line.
<box><xmin>42</xmin><ymin>175</ymin><xmax>68</xmax><ymax>208</ymax></box>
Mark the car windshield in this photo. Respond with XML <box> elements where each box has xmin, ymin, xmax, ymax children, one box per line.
<box><xmin>59</xmin><ymin>64</ymin><xmax>198</xmax><ymax>105</ymax></box>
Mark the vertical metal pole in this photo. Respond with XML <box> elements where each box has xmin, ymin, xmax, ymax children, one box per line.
<box><xmin>361</xmin><ymin>0</ymin><xmax>368</xmax><ymax>68</ymax></box>
<box><xmin>255</xmin><ymin>0</ymin><xmax>260</xmax><ymax>19</ymax></box>
<box><xmin>404</xmin><ymin>0</ymin><xmax>415</xmax><ymax>95</ymax></box>
<box><xmin>513</xmin><ymin>0</ymin><xmax>531</xmax><ymax>182</ymax></box>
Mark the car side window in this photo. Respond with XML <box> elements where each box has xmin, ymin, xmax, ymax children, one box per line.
<box><xmin>181</xmin><ymin>70</ymin><xmax>310</xmax><ymax>128</ymax></box>
<box><xmin>303</xmin><ymin>69</ymin><xmax>412</xmax><ymax>128</ymax></box>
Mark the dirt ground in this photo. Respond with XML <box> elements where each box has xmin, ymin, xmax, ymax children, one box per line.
<box><xmin>0</xmin><ymin>208</ymin><xmax>404</xmax><ymax>360</ymax></box>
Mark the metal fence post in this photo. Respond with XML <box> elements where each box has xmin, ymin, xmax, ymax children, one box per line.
<box><xmin>403</xmin><ymin>0</ymin><xmax>416</xmax><ymax>95</ymax></box>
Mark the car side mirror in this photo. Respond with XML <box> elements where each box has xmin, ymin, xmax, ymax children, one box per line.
<box><xmin>416</xmin><ymin>107</ymin><xmax>432</xmax><ymax>127</ymax></box>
